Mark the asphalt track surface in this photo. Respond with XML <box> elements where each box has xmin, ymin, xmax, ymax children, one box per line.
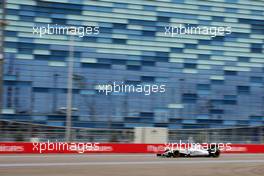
<box><xmin>0</xmin><ymin>154</ymin><xmax>263</xmax><ymax>176</ymax></box>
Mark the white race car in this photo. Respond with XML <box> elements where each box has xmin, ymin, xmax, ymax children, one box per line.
<box><xmin>157</xmin><ymin>144</ymin><xmax>220</xmax><ymax>158</ymax></box>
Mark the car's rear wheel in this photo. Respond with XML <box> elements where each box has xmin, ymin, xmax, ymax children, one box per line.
<box><xmin>167</xmin><ymin>152</ymin><xmax>173</xmax><ymax>158</ymax></box>
<box><xmin>173</xmin><ymin>150</ymin><xmax>180</xmax><ymax>158</ymax></box>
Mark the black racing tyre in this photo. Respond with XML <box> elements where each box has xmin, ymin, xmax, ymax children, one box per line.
<box><xmin>213</xmin><ymin>150</ymin><xmax>220</xmax><ymax>157</ymax></box>
<box><xmin>167</xmin><ymin>152</ymin><xmax>173</xmax><ymax>158</ymax></box>
<box><xmin>173</xmin><ymin>150</ymin><xmax>180</xmax><ymax>158</ymax></box>
<box><xmin>210</xmin><ymin>150</ymin><xmax>220</xmax><ymax>157</ymax></box>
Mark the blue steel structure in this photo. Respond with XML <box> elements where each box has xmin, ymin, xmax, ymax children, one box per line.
<box><xmin>1</xmin><ymin>0</ymin><xmax>264</xmax><ymax>129</ymax></box>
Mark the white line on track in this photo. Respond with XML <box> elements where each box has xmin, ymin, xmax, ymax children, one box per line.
<box><xmin>0</xmin><ymin>160</ymin><xmax>264</xmax><ymax>167</ymax></box>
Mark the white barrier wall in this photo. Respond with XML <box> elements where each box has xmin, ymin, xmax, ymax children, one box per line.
<box><xmin>134</xmin><ymin>127</ymin><xmax>168</xmax><ymax>144</ymax></box>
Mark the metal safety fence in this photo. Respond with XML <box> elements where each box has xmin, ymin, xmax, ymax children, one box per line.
<box><xmin>0</xmin><ymin>119</ymin><xmax>263</xmax><ymax>143</ymax></box>
<box><xmin>169</xmin><ymin>126</ymin><xmax>264</xmax><ymax>144</ymax></box>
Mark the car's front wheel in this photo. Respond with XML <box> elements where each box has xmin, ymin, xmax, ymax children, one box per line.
<box><xmin>210</xmin><ymin>150</ymin><xmax>220</xmax><ymax>157</ymax></box>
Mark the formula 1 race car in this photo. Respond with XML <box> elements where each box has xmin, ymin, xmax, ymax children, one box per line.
<box><xmin>157</xmin><ymin>144</ymin><xmax>220</xmax><ymax>158</ymax></box>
